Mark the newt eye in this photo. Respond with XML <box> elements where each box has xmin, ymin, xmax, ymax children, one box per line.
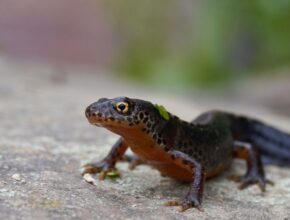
<box><xmin>116</xmin><ymin>102</ymin><xmax>129</xmax><ymax>114</ymax></box>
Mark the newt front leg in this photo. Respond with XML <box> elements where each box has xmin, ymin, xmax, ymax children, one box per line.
<box><xmin>164</xmin><ymin>150</ymin><xmax>205</xmax><ymax>212</ymax></box>
<box><xmin>82</xmin><ymin>138</ymin><xmax>128</xmax><ymax>179</ymax></box>
<box><xmin>122</xmin><ymin>154</ymin><xmax>145</xmax><ymax>170</ymax></box>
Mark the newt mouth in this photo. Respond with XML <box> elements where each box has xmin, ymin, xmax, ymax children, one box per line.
<box><xmin>86</xmin><ymin>115</ymin><xmax>103</xmax><ymax>126</ymax></box>
<box><xmin>92</xmin><ymin>122</ymin><xmax>102</xmax><ymax>127</ymax></box>
<box><xmin>85</xmin><ymin>104</ymin><xmax>107</xmax><ymax>126</ymax></box>
<box><xmin>86</xmin><ymin>113</ymin><xmax>119</xmax><ymax>128</ymax></box>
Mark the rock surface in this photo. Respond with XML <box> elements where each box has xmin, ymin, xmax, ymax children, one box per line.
<box><xmin>0</xmin><ymin>59</ymin><xmax>290</xmax><ymax>220</ymax></box>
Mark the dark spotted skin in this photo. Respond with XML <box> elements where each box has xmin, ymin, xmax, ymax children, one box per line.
<box><xmin>83</xmin><ymin>97</ymin><xmax>290</xmax><ymax>211</ymax></box>
<box><xmin>165</xmin><ymin>113</ymin><xmax>233</xmax><ymax>172</ymax></box>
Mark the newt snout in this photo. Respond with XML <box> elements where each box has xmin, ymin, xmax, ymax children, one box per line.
<box><xmin>85</xmin><ymin>104</ymin><xmax>96</xmax><ymax>118</ymax></box>
<box><xmin>85</xmin><ymin>100</ymin><xmax>112</xmax><ymax>126</ymax></box>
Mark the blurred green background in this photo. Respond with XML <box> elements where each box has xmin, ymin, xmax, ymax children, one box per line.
<box><xmin>104</xmin><ymin>0</ymin><xmax>290</xmax><ymax>88</ymax></box>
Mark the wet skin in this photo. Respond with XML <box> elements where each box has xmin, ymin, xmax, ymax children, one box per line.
<box><xmin>82</xmin><ymin>97</ymin><xmax>290</xmax><ymax>211</ymax></box>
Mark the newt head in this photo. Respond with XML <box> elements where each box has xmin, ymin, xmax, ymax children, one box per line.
<box><xmin>85</xmin><ymin>97</ymin><xmax>170</xmax><ymax>137</ymax></box>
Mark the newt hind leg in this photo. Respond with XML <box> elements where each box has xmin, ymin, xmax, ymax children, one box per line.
<box><xmin>231</xmin><ymin>141</ymin><xmax>273</xmax><ymax>192</ymax></box>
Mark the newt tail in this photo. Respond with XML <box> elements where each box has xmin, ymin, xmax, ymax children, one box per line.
<box><xmin>229</xmin><ymin>114</ymin><xmax>290</xmax><ymax>166</ymax></box>
<box><xmin>82</xmin><ymin>97</ymin><xmax>290</xmax><ymax>212</ymax></box>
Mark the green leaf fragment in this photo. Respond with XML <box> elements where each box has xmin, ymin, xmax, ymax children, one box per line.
<box><xmin>155</xmin><ymin>104</ymin><xmax>170</xmax><ymax>120</ymax></box>
<box><xmin>106</xmin><ymin>171</ymin><xmax>120</xmax><ymax>178</ymax></box>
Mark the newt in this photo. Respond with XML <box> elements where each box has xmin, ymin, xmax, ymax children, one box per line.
<box><xmin>83</xmin><ymin>97</ymin><xmax>290</xmax><ymax>211</ymax></box>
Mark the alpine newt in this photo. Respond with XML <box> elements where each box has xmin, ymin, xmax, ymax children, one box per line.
<box><xmin>83</xmin><ymin>97</ymin><xmax>290</xmax><ymax>211</ymax></box>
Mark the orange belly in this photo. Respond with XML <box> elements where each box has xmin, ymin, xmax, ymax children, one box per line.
<box><xmin>125</xmin><ymin>133</ymin><xmax>227</xmax><ymax>182</ymax></box>
<box><xmin>148</xmin><ymin>161</ymin><xmax>227</xmax><ymax>181</ymax></box>
<box><xmin>148</xmin><ymin>161</ymin><xmax>193</xmax><ymax>181</ymax></box>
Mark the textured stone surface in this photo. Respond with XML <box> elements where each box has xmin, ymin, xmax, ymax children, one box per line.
<box><xmin>0</xmin><ymin>59</ymin><xmax>290</xmax><ymax>220</ymax></box>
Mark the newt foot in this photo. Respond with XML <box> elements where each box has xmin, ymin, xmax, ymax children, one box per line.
<box><xmin>82</xmin><ymin>160</ymin><xmax>120</xmax><ymax>180</ymax></box>
<box><xmin>229</xmin><ymin>174</ymin><xmax>274</xmax><ymax>192</ymax></box>
<box><xmin>164</xmin><ymin>195</ymin><xmax>203</xmax><ymax>212</ymax></box>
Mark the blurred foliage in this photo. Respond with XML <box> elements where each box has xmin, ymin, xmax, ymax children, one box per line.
<box><xmin>103</xmin><ymin>0</ymin><xmax>290</xmax><ymax>88</ymax></box>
